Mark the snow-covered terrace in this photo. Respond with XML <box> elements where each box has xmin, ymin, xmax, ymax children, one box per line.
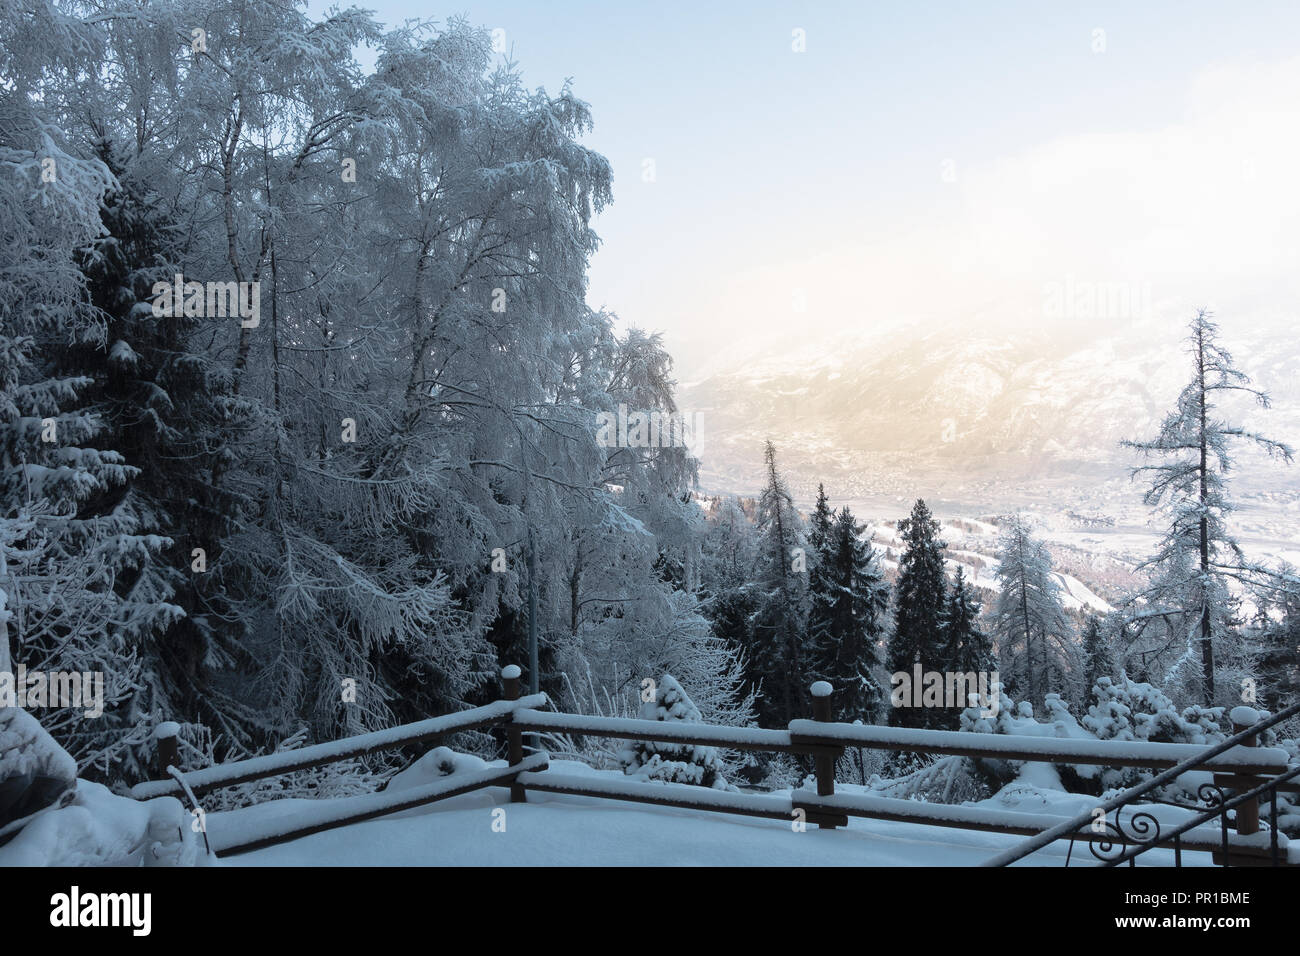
<box><xmin>214</xmin><ymin>760</ymin><xmax>1207</xmax><ymax>867</ymax></box>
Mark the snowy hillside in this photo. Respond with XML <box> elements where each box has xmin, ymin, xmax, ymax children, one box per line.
<box><xmin>682</xmin><ymin>312</ymin><xmax>1300</xmax><ymax>527</ymax></box>
<box><xmin>868</xmin><ymin>518</ymin><xmax>1115</xmax><ymax>614</ymax></box>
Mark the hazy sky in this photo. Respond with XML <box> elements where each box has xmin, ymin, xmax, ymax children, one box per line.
<box><xmin>346</xmin><ymin>1</ymin><xmax>1300</xmax><ymax>379</ymax></box>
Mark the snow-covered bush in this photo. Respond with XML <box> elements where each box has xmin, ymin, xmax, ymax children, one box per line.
<box><xmin>0</xmin><ymin>707</ymin><xmax>208</xmax><ymax>866</ymax></box>
<box><xmin>1081</xmin><ymin>676</ymin><xmax>1225</xmax><ymax>745</ymax></box>
<box><xmin>619</xmin><ymin>675</ymin><xmax>733</xmax><ymax>790</ymax></box>
<box><xmin>868</xmin><ymin>755</ymin><xmax>990</xmax><ymax>804</ymax></box>
<box><xmin>956</xmin><ymin>675</ymin><xmax>1284</xmax><ymax>796</ymax></box>
<box><xmin>0</xmin><ymin>778</ymin><xmax>210</xmax><ymax>866</ymax></box>
<box><xmin>0</xmin><ymin>707</ymin><xmax>77</xmax><ymax>840</ymax></box>
<box><xmin>757</xmin><ymin>753</ymin><xmax>806</xmax><ymax>792</ymax></box>
<box><xmin>171</xmin><ymin>724</ymin><xmax>390</xmax><ymax>813</ymax></box>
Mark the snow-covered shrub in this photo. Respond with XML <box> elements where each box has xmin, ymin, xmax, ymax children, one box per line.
<box><xmin>0</xmin><ymin>707</ymin><xmax>78</xmax><ymax>840</ymax></box>
<box><xmin>619</xmin><ymin>674</ymin><xmax>733</xmax><ymax>790</ymax></box>
<box><xmin>168</xmin><ymin>724</ymin><xmax>389</xmax><ymax>813</ymax></box>
<box><xmin>757</xmin><ymin>753</ymin><xmax>806</xmax><ymax>792</ymax></box>
<box><xmin>955</xmin><ymin>684</ymin><xmax>1093</xmax><ymax>791</ymax></box>
<box><xmin>1081</xmin><ymin>676</ymin><xmax>1225</xmax><ymax>745</ymax></box>
<box><xmin>879</xmin><ymin>749</ymin><xmax>941</xmax><ymax>780</ymax></box>
<box><xmin>835</xmin><ymin>737</ymin><xmax>888</xmax><ymax>787</ymax></box>
<box><xmin>868</xmin><ymin>755</ymin><xmax>990</xmax><ymax>804</ymax></box>
<box><xmin>0</xmin><ymin>779</ymin><xmax>210</xmax><ymax>866</ymax></box>
<box><xmin>956</xmin><ymin>675</ymin><xmax>1276</xmax><ymax>796</ymax></box>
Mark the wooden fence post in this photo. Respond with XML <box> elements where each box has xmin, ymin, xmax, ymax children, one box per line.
<box><xmin>811</xmin><ymin>681</ymin><xmax>837</xmax><ymax>829</ymax></box>
<box><xmin>1230</xmin><ymin>707</ymin><xmax>1260</xmax><ymax>836</ymax></box>
<box><xmin>155</xmin><ymin>721</ymin><xmax>180</xmax><ymax>779</ymax></box>
<box><xmin>503</xmin><ymin>665</ymin><xmax>526</xmax><ymax>803</ymax></box>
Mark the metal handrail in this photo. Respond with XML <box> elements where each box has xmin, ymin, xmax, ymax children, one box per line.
<box><xmin>982</xmin><ymin>699</ymin><xmax>1300</xmax><ymax>867</ymax></box>
<box><xmin>1100</xmin><ymin>760</ymin><xmax>1300</xmax><ymax>867</ymax></box>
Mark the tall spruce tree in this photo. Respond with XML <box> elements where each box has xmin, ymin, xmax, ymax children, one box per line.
<box><xmin>808</xmin><ymin>484</ymin><xmax>834</xmax><ymax>561</ymax></box>
<box><xmin>1081</xmin><ymin>614</ymin><xmax>1115</xmax><ymax>704</ymax></box>
<box><xmin>887</xmin><ymin>499</ymin><xmax>948</xmax><ymax>728</ymax></box>
<box><xmin>805</xmin><ymin>483</ymin><xmax>836</xmax><ymax>669</ymax></box>
<box><xmin>748</xmin><ymin>441</ymin><xmax>807</xmax><ymax>727</ymax></box>
<box><xmin>0</xmin><ymin>100</ymin><xmax>176</xmax><ymax>777</ymax></box>
<box><xmin>943</xmin><ymin>566</ymin><xmax>994</xmax><ymax>677</ymax></box>
<box><xmin>70</xmin><ymin>139</ymin><xmax>253</xmax><ymax>766</ymax></box>
<box><xmin>817</xmin><ymin>506</ymin><xmax>888</xmax><ymax>723</ymax></box>
<box><xmin>1252</xmin><ymin>568</ymin><xmax>1300</xmax><ymax>713</ymax></box>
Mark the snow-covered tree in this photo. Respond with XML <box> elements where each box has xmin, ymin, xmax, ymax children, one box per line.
<box><xmin>747</xmin><ymin>442</ymin><xmax>808</xmax><ymax>727</ymax></box>
<box><xmin>0</xmin><ymin>2</ymin><xmax>751</xmax><ymax>784</ymax></box>
<box><xmin>0</xmin><ymin>3</ymin><xmax>180</xmax><ymax>777</ymax></box>
<box><xmin>992</xmin><ymin>515</ymin><xmax>1074</xmax><ymax>710</ymax></box>
<box><xmin>1080</xmin><ymin>614</ymin><xmax>1115</xmax><ymax>705</ymax></box>
<box><xmin>943</xmin><ymin>566</ymin><xmax>994</xmax><ymax>681</ymax></box>
<box><xmin>809</xmin><ymin>505</ymin><xmax>888</xmax><ymax>724</ymax></box>
<box><xmin>1123</xmin><ymin>310</ymin><xmax>1294</xmax><ymax>705</ymax></box>
<box><xmin>887</xmin><ymin>499</ymin><xmax>947</xmax><ymax>729</ymax></box>
<box><xmin>619</xmin><ymin>674</ymin><xmax>732</xmax><ymax>789</ymax></box>
<box><xmin>1250</xmin><ymin>565</ymin><xmax>1300</xmax><ymax>714</ymax></box>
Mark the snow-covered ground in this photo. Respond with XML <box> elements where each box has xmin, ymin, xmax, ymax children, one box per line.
<box><xmin>213</xmin><ymin>760</ymin><xmax>1203</xmax><ymax>868</ymax></box>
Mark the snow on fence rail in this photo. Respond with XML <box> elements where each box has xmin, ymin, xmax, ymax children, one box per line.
<box><xmin>510</xmin><ymin>709</ymin><xmax>840</xmax><ymax>757</ymax></box>
<box><xmin>132</xmin><ymin>668</ymin><xmax>1294</xmax><ymax>865</ymax></box>
<box><xmin>131</xmin><ymin>692</ymin><xmax>548</xmax><ymax>800</ymax></box>
<box><xmin>785</xmin><ymin>719</ymin><xmax>1289</xmax><ymax>775</ymax></box>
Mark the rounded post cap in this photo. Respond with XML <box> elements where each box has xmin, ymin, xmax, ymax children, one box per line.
<box><xmin>810</xmin><ymin>681</ymin><xmax>833</xmax><ymax>698</ymax></box>
<box><xmin>501</xmin><ymin>664</ymin><xmax>522</xmax><ymax>680</ymax></box>
<box><xmin>1230</xmin><ymin>705</ymin><xmax>1260</xmax><ymax>727</ymax></box>
<box><xmin>155</xmin><ymin>721</ymin><xmax>181</xmax><ymax>740</ymax></box>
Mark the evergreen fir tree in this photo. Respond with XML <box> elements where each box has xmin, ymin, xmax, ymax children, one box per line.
<box><xmin>747</xmin><ymin>441</ymin><xmax>808</xmax><ymax>727</ymax></box>
<box><xmin>805</xmin><ymin>483</ymin><xmax>837</xmax><ymax>677</ymax></box>
<box><xmin>887</xmin><ymin>499</ymin><xmax>948</xmax><ymax>729</ymax></box>
<box><xmin>1253</xmin><ymin>570</ymin><xmax>1300</xmax><ymax>712</ymax></box>
<box><xmin>0</xmin><ymin>140</ymin><xmax>177</xmax><ymax>778</ymax></box>
<box><xmin>1081</xmin><ymin>614</ymin><xmax>1115</xmax><ymax>704</ymax></box>
<box><xmin>943</xmin><ymin>566</ymin><xmax>994</xmax><ymax>679</ymax></box>
<box><xmin>68</xmin><ymin>139</ymin><xmax>254</xmax><ymax>767</ymax></box>
<box><xmin>619</xmin><ymin>674</ymin><xmax>731</xmax><ymax>789</ymax></box>
<box><xmin>817</xmin><ymin>506</ymin><xmax>888</xmax><ymax>723</ymax></box>
<box><xmin>808</xmin><ymin>484</ymin><xmax>834</xmax><ymax>560</ymax></box>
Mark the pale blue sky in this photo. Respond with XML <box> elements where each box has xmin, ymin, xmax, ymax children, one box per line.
<box><xmin>338</xmin><ymin>1</ymin><xmax>1300</xmax><ymax>376</ymax></box>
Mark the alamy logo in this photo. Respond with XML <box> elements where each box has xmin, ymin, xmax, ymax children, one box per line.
<box><xmin>50</xmin><ymin>886</ymin><xmax>151</xmax><ymax>936</ymax></box>
<box><xmin>1042</xmin><ymin>275</ymin><xmax>1150</xmax><ymax>321</ymax></box>
<box><xmin>151</xmin><ymin>274</ymin><xmax>260</xmax><ymax>327</ymax></box>
<box><xmin>595</xmin><ymin>403</ymin><xmax>704</xmax><ymax>452</ymax></box>
<box><xmin>0</xmin><ymin>666</ymin><xmax>104</xmax><ymax>718</ymax></box>
<box><xmin>891</xmin><ymin>665</ymin><xmax>1000</xmax><ymax>717</ymax></box>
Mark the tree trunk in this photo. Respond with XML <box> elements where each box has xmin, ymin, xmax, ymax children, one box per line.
<box><xmin>1197</xmin><ymin>323</ymin><xmax>1215</xmax><ymax>704</ymax></box>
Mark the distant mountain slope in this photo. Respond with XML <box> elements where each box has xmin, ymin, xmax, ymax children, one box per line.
<box><xmin>681</xmin><ymin>313</ymin><xmax>1300</xmax><ymax>513</ymax></box>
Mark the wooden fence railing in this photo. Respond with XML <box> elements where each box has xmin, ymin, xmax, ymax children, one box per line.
<box><xmin>132</xmin><ymin>666</ymin><xmax>1294</xmax><ymax>864</ymax></box>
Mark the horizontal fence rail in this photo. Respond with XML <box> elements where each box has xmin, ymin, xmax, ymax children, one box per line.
<box><xmin>212</xmin><ymin>753</ymin><xmax>549</xmax><ymax>856</ymax></box>
<box><xmin>786</xmin><ymin>719</ymin><xmax>1289</xmax><ymax>774</ymax></box>
<box><xmin>132</xmin><ymin>693</ymin><xmax>547</xmax><ymax>800</ymax></box>
<box><xmin>512</xmin><ymin>709</ymin><xmax>842</xmax><ymax>758</ymax></box>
